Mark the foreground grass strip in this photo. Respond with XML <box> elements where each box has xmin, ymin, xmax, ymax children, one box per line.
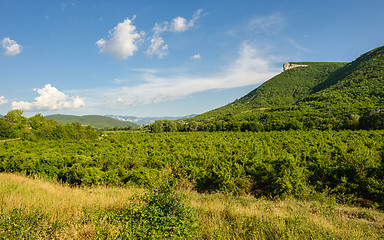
<box><xmin>0</xmin><ymin>173</ymin><xmax>383</xmax><ymax>239</ymax></box>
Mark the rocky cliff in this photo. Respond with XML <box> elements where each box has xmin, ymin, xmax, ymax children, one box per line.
<box><xmin>283</xmin><ymin>63</ymin><xmax>309</xmax><ymax>71</ymax></box>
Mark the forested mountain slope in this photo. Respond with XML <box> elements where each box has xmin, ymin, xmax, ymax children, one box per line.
<box><xmin>170</xmin><ymin>46</ymin><xmax>384</xmax><ymax>132</ymax></box>
<box><xmin>300</xmin><ymin>46</ymin><xmax>384</xmax><ymax>114</ymax></box>
<box><xmin>45</xmin><ymin>114</ymin><xmax>138</xmax><ymax>129</ymax></box>
<box><xmin>192</xmin><ymin>62</ymin><xmax>346</xmax><ymax>122</ymax></box>
<box><xmin>240</xmin><ymin>62</ymin><xmax>347</xmax><ymax>107</ymax></box>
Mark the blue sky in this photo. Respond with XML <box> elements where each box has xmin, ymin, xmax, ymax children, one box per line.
<box><xmin>1</xmin><ymin>0</ymin><xmax>383</xmax><ymax>117</ymax></box>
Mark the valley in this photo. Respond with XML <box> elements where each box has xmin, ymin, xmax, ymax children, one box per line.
<box><xmin>0</xmin><ymin>46</ymin><xmax>383</xmax><ymax>239</ymax></box>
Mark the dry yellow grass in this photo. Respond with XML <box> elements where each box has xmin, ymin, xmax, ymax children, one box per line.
<box><xmin>0</xmin><ymin>173</ymin><xmax>383</xmax><ymax>239</ymax></box>
<box><xmin>0</xmin><ymin>173</ymin><xmax>139</xmax><ymax>214</ymax></box>
<box><xmin>184</xmin><ymin>191</ymin><xmax>384</xmax><ymax>239</ymax></box>
<box><xmin>0</xmin><ymin>173</ymin><xmax>143</xmax><ymax>239</ymax></box>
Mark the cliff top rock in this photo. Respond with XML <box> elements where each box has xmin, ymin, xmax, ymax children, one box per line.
<box><xmin>283</xmin><ymin>63</ymin><xmax>309</xmax><ymax>71</ymax></box>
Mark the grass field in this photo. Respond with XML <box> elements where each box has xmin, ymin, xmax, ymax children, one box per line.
<box><xmin>0</xmin><ymin>173</ymin><xmax>383</xmax><ymax>239</ymax></box>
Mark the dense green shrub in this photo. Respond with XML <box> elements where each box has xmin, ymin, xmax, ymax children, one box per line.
<box><xmin>105</xmin><ymin>181</ymin><xmax>196</xmax><ymax>239</ymax></box>
<box><xmin>1</xmin><ymin>131</ymin><xmax>384</xmax><ymax>207</ymax></box>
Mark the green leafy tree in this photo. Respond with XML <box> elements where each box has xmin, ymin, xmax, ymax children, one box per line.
<box><xmin>0</xmin><ymin>118</ymin><xmax>15</xmax><ymax>139</ymax></box>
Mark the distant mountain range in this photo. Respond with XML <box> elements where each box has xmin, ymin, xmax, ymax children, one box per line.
<box><xmin>45</xmin><ymin>114</ymin><xmax>138</xmax><ymax>129</ymax></box>
<box><xmin>43</xmin><ymin>114</ymin><xmax>197</xmax><ymax>129</ymax></box>
<box><xmin>105</xmin><ymin>114</ymin><xmax>197</xmax><ymax>126</ymax></box>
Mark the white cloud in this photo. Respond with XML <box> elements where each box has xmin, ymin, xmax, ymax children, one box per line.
<box><xmin>12</xmin><ymin>84</ymin><xmax>85</xmax><ymax>111</ymax></box>
<box><xmin>146</xmin><ymin>35</ymin><xmax>168</xmax><ymax>58</ymax></box>
<box><xmin>145</xmin><ymin>23</ymin><xmax>168</xmax><ymax>58</ymax></box>
<box><xmin>96</xmin><ymin>17</ymin><xmax>143</xmax><ymax>60</ymax></box>
<box><xmin>146</xmin><ymin>9</ymin><xmax>205</xmax><ymax>58</ymax></box>
<box><xmin>0</xmin><ymin>96</ymin><xmax>8</xmax><ymax>105</ymax></box>
<box><xmin>107</xmin><ymin>42</ymin><xmax>281</xmax><ymax>106</ymax></box>
<box><xmin>190</xmin><ymin>53</ymin><xmax>201</xmax><ymax>60</ymax></box>
<box><xmin>2</xmin><ymin>37</ymin><xmax>22</xmax><ymax>56</ymax></box>
<box><xmin>171</xmin><ymin>17</ymin><xmax>188</xmax><ymax>32</ymax></box>
<box><xmin>170</xmin><ymin>9</ymin><xmax>204</xmax><ymax>32</ymax></box>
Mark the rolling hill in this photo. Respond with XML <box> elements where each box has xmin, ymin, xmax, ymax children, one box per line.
<box><xmin>299</xmin><ymin>46</ymin><xmax>384</xmax><ymax>112</ymax></box>
<box><xmin>182</xmin><ymin>45</ymin><xmax>384</xmax><ymax>131</ymax></box>
<box><xmin>106</xmin><ymin>114</ymin><xmax>197</xmax><ymax>125</ymax></box>
<box><xmin>45</xmin><ymin>114</ymin><xmax>138</xmax><ymax>129</ymax></box>
<box><xmin>191</xmin><ymin>61</ymin><xmax>347</xmax><ymax>122</ymax></box>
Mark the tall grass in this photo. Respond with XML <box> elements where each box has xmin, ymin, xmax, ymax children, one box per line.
<box><xmin>0</xmin><ymin>173</ymin><xmax>383</xmax><ymax>239</ymax></box>
<box><xmin>0</xmin><ymin>173</ymin><xmax>140</xmax><ymax>239</ymax></box>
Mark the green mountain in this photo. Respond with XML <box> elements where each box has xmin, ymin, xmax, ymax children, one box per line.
<box><xmin>183</xmin><ymin>46</ymin><xmax>384</xmax><ymax>131</ymax></box>
<box><xmin>240</xmin><ymin>62</ymin><xmax>347</xmax><ymax>107</ymax></box>
<box><xmin>45</xmin><ymin>114</ymin><xmax>138</xmax><ymax>129</ymax></box>
<box><xmin>300</xmin><ymin>46</ymin><xmax>384</xmax><ymax>113</ymax></box>
<box><xmin>192</xmin><ymin>62</ymin><xmax>347</xmax><ymax>122</ymax></box>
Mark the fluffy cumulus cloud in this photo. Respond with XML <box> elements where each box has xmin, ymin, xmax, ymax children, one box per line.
<box><xmin>145</xmin><ymin>23</ymin><xmax>168</xmax><ymax>58</ymax></box>
<box><xmin>12</xmin><ymin>84</ymin><xmax>85</xmax><ymax>111</ymax></box>
<box><xmin>170</xmin><ymin>17</ymin><xmax>188</xmax><ymax>32</ymax></box>
<box><xmin>2</xmin><ymin>37</ymin><xmax>22</xmax><ymax>56</ymax></box>
<box><xmin>97</xmin><ymin>10</ymin><xmax>205</xmax><ymax>59</ymax></box>
<box><xmin>0</xmin><ymin>96</ymin><xmax>8</xmax><ymax>105</ymax></box>
<box><xmin>170</xmin><ymin>9</ymin><xmax>204</xmax><ymax>32</ymax></box>
<box><xmin>108</xmin><ymin>42</ymin><xmax>281</xmax><ymax>106</ymax></box>
<box><xmin>96</xmin><ymin>17</ymin><xmax>143</xmax><ymax>60</ymax></box>
<box><xmin>146</xmin><ymin>9</ymin><xmax>205</xmax><ymax>58</ymax></box>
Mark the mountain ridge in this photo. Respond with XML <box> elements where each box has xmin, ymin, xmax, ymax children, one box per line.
<box><xmin>176</xmin><ymin>45</ymin><xmax>384</xmax><ymax>131</ymax></box>
<box><xmin>191</xmin><ymin>61</ymin><xmax>347</xmax><ymax>123</ymax></box>
<box><xmin>106</xmin><ymin>114</ymin><xmax>197</xmax><ymax>126</ymax></box>
<box><xmin>44</xmin><ymin>114</ymin><xmax>138</xmax><ymax>129</ymax></box>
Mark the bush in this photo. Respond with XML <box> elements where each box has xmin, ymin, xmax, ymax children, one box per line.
<box><xmin>108</xmin><ymin>181</ymin><xmax>196</xmax><ymax>239</ymax></box>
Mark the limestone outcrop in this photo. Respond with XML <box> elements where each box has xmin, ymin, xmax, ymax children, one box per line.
<box><xmin>283</xmin><ymin>63</ymin><xmax>308</xmax><ymax>71</ymax></box>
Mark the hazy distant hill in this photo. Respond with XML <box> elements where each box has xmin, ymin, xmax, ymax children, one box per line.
<box><xmin>185</xmin><ymin>45</ymin><xmax>384</xmax><ymax>131</ymax></box>
<box><xmin>0</xmin><ymin>115</ymin><xmax>4</xmax><ymax>118</ymax></box>
<box><xmin>45</xmin><ymin>114</ymin><xmax>138</xmax><ymax>129</ymax></box>
<box><xmin>106</xmin><ymin>114</ymin><xmax>197</xmax><ymax>125</ymax></box>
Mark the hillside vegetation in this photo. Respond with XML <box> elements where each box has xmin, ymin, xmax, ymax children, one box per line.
<box><xmin>0</xmin><ymin>173</ymin><xmax>383</xmax><ymax>239</ymax></box>
<box><xmin>0</xmin><ymin>110</ymin><xmax>101</xmax><ymax>141</ymax></box>
<box><xmin>147</xmin><ymin>46</ymin><xmax>383</xmax><ymax>132</ymax></box>
<box><xmin>188</xmin><ymin>62</ymin><xmax>346</xmax><ymax>123</ymax></box>
<box><xmin>45</xmin><ymin>114</ymin><xmax>138</xmax><ymax>129</ymax></box>
<box><xmin>1</xmin><ymin>45</ymin><xmax>384</xmax><ymax>238</ymax></box>
<box><xmin>1</xmin><ymin>130</ymin><xmax>384</xmax><ymax>209</ymax></box>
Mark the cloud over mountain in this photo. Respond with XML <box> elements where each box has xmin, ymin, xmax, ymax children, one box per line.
<box><xmin>111</xmin><ymin>42</ymin><xmax>280</xmax><ymax>106</ymax></box>
<box><xmin>12</xmin><ymin>84</ymin><xmax>85</xmax><ymax>111</ymax></box>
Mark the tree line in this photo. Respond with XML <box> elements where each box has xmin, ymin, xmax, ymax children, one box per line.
<box><xmin>0</xmin><ymin>110</ymin><xmax>101</xmax><ymax>140</ymax></box>
<box><xmin>147</xmin><ymin>109</ymin><xmax>384</xmax><ymax>133</ymax></box>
